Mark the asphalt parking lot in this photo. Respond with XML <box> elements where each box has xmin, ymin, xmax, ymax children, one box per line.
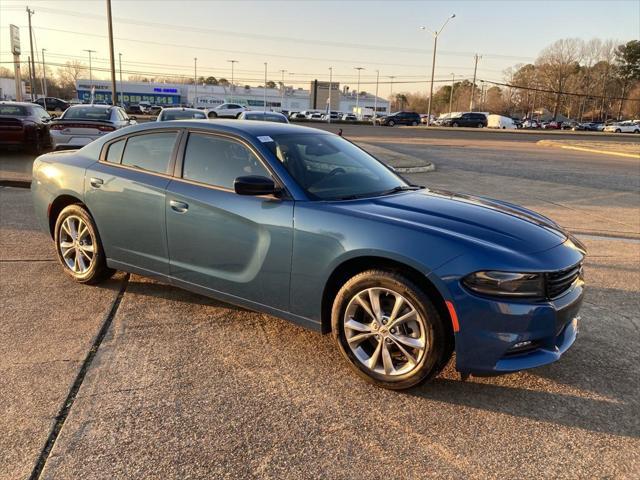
<box><xmin>1</xmin><ymin>126</ymin><xmax>639</xmax><ymax>479</ymax></box>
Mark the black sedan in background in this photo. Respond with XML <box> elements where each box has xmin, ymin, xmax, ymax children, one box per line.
<box><xmin>34</xmin><ymin>97</ymin><xmax>70</xmax><ymax>112</ymax></box>
<box><xmin>378</xmin><ymin>111</ymin><xmax>421</xmax><ymax>126</ymax></box>
<box><xmin>0</xmin><ymin>101</ymin><xmax>52</xmax><ymax>153</ymax></box>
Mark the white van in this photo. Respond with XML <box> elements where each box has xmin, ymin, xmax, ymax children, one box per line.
<box><xmin>487</xmin><ymin>114</ymin><xmax>517</xmax><ymax>129</ymax></box>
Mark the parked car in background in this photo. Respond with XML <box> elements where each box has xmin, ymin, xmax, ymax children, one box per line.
<box><xmin>341</xmin><ymin>113</ymin><xmax>357</xmax><ymax>122</ymax></box>
<box><xmin>34</xmin><ymin>97</ymin><xmax>70</xmax><ymax>113</ymax></box>
<box><xmin>542</xmin><ymin>121</ymin><xmax>561</xmax><ymax>129</ymax></box>
<box><xmin>378</xmin><ymin>111</ymin><xmax>421</xmax><ymax>126</ymax></box>
<box><xmin>209</xmin><ymin>103</ymin><xmax>248</xmax><ymax>118</ymax></box>
<box><xmin>571</xmin><ymin>122</ymin><xmax>599</xmax><ymax>131</ymax></box>
<box><xmin>0</xmin><ymin>101</ymin><xmax>52</xmax><ymax>153</ymax></box>
<box><xmin>125</xmin><ymin>104</ymin><xmax>144</xmax><ymax>115</ymax></box>
<box><xmin>289</xmin><ymin>112</ymin><xmax>307</xmax><ymax>120</ymax></box>
<box><xmin>156</xmin><ymin>107</ymin><xmax>207</xmax><ymax>122</ymax></box>
<box><xmin>50</xmin><ymin>105</ymin><xmax>135</xmax><ymax>150</ymax></box>
<box><xmin>238</xmin><ymin>111</ymin><xmax>289</xmax><ymax>123</ymax></box>
<box><xmin>441</xmin><ymin>112</ymin><xmax>487</xmax><ymax>128</ymax></box>
<box><xmin>147</xmin><ymin>105</ymin><xmax>163</xmax><ymax>116</ymax></box>
<box><xmin>306</xmin><ymin>112</ymin><xmax>324</xmax><ymax>120</ymax></box>
<box><xmin>603</xmin><ymin>121</ymin><xmax>640</xmax><ymax>133</ymax></box>
<box><xmin>487</xmin><ymin>114</ymin><xmax>517</xmax><ymax>130</ymax></box>
<box><xmin>32</xmin><ymin>120</ymin><xmax>586</xmax><ymax>389</ymax></box>
<box><xmin>321</xmin><ymin>111</ymin><xmax>341</xmax><ymax>121</ymax></box>
<box><xmin>561</xmin><ymin>121</ymin><xmax>579</xmax><ymax>130</ymax></box>
<box><xmin>522</xmin><ymin>119</ymin><xmax>541</xmax><ymax>129</ymax></box>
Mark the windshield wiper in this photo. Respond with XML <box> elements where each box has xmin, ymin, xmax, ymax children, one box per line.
<box><xmin>377</xmin><ymin>185</ymin><xmax>422</xmax><ymax>196</ymax></box>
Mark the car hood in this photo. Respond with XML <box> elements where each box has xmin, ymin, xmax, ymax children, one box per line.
<box><xmin>333</xmin><ymin>188</ymin><xmax>568</xmax><ymax>254</ymax></box>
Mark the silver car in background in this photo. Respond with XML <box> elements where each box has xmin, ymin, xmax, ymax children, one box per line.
<box><xmin>237</xmin><ymin>111</ymin><xmax>289</xmax><ymax>123</ymax></box>
<box><xmin>50</xmin><ymin>105</ymin><xmax>135</xmax><ymax>150</ymax></box>
<box><xmin>156</xmin><ymin>107</ymin><xmax>207</xmax><ymax>122</ymax></box>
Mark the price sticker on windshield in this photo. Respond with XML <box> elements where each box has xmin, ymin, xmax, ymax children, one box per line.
<box><xmin>257</xmin><ymin>136</ymin><xmax>274</xmax><ymax>143</ymax></box>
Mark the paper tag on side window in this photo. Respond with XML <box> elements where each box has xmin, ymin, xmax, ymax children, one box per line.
<box><xmin>257</xmin><ymin>136</ymin><xmax>274</xmax><ymax>143</ymax></box>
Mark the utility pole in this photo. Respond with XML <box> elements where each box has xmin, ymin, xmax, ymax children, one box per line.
<box><xmin>194</xmin><ymin>57</ymin><xmax>197</xmax><ymax>107</ymax></box>
<box><xmin>27</xmin><ymin>56</ymin><xmax>33</xmax><ymax>100</ymax></box>
<box><xmin>354</xmin><ymin>66</ymin><xmax>364</xmax><ymax>117</ymax></box>
<box><xmin>118</xmin><ymin>53</ymin><xmax>123</xmax><ymax>105</ymax></box>
<box><xmin>227</xmin><ymin>59</ymin><xmax>238</xmax><ymax>91</ymax></box>
<box><xmin>420</xmin><ymin>13</ymin><xmax>456</xmax><ymax>126</ymax></box>
<box><xmin>328</xmin><ymin>67</ymin><xmax>333</xmax><ymax>124</ymax></box>
<box><xmin>263</xmin><ymin>62</ymin><xmax>268</xmax><ymax>112</ymax></box>
<box><xmin>84</xmin><ymin>49</ymin><xmax>95</xmax><ymax>87</ymax></box>
<box><xmin>106</xmin><ymin>0</ymin><xmax>118</xmax><ymax>106</ymax></box>
<box><xmin>279</xmin><ymin>69</ymin><xmax>286</xmax><ymax>112</ymax></box>
<box><xmin>26</xmin><ymin>7</ymin><xmax>37</xmax><ymax>100</ymax></box>
<box><xmin>469</xmin><ymin>53</ymin><xmax>481</xmax><ymax>111</ymax></box>
<box><xmin>388</xmin><ymin>75</ymin><xmax>395</xmax><ymax>114</ymax></box>
<box><xmin>448</xmin><ymin>73</ymin><xmax>454</xmax><ymax>116</ymax></box>
<box><xmin>373</xmin><ymin>70</ymin><xmax>379</xmax><ymax>126</ymax></box>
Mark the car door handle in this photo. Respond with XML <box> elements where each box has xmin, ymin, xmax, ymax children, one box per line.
<box><xmin>169</xmin><ymin>200</ymin><xmax>189</xmax><ymax>213</ymax></box>
<box><xmin>90</xmin><ymin>177</ymin><xmax>103</xmax><ymax>188</ymax></box>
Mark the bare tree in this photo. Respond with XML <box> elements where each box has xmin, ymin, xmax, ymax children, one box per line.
<box><xmin>58</xmin><ymin>61</ymin><xmax>87</xmax><ymax>89</ymax></box>
<box><xmin>536</xmin><ymin>39</ymin><xmax>582</xmax><ymax>120</ymax></box>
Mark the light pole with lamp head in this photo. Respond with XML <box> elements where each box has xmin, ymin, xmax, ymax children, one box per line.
<box><xmin>227</xmin><ymin>59</ymin><xmax>238</xmax><ymax>91</ymax></box>
<box><xmin>419</xmin><ymin>13</ymin><xmax>455</xmax><ymax>126</ymax></box>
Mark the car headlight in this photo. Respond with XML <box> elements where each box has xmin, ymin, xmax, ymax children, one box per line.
<box><xmin>462</xmin><ymin>271</ymin><xmax>545</xmax><ymax>298</ymax></box>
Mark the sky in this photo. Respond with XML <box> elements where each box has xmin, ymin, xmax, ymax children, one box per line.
<box><xmin>1</xmin><ymin>0</ymin><xmax>639</xmax><ymax>98</ymax></box>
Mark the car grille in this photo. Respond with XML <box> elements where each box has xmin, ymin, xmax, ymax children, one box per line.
<box><xmin>0</xmin><ymin>118</ymin><xmax>24</xmax><ymax>130</ymax></box>
<box><xmin>546</xmin><ymin>262</ymin><xmax>583</xmax><ymax>299</ymax></box>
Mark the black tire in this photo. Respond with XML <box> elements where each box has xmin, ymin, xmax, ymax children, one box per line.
<box><xmin>477</xmin><ymin>123</ymin><xmax>484</xmax><ymax>128</ymax></box>
<box><xmin>615</xmin><ymin>129</ymin><xmax>621</xmax><ymax>133</ymax></box>
<box><xmin>452</xmin><ymin>122</ymin><xmax>459</xmax><ymax>128</ymax></box>
<box><xmin>411</xmin><ymin>121</ymin><xmax>418</xmax><ymax>126</ymax></box>
<box><xmin>388</xmin><ymin>120</ymin><xmax>395</xmax><ymax>127</ymax></box>
<box><xmin>28</xmin><ymin>131</ymin><xmax>43</xmax><ymax>155</ymax></box>
<box><xmin>54</xmin><ymin>204</ymin><xmax>114</xmax><ymax>284</ymax></box>
<box><xmin>208</xmin><ymin>112</ymin><xmax>218</xmax><ymax>119</ymax></box>
<box><xmin>235</xmin><ymin>113</ymin><xmax>242</xmax><ymax>119</ymax></box>
<box><xmin>331</xmin><ymin>269</ymin><xmax>451</xmax><ymax>390</ymax></box>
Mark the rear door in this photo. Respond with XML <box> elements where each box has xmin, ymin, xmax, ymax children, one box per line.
<box><xmin>165</xmin><ymin>130</ymin><xmax>294</xmax><ymax>310</ymax></box>
<box><xmin>85</xmin><ymin>129</ymin><xmax>181</xmax><ymax>276</ymax></box>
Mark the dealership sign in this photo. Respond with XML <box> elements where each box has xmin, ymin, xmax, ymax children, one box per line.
<box><xmin>10</xmin><ymin>25</ymin><xmax>20</xmax><ymax>55</ymax></box>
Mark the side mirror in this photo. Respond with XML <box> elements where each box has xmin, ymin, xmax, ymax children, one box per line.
<box><xmin>234</xmin><ymin>175</ymin><xmax>279</xmax><ymax>196</ymax></box>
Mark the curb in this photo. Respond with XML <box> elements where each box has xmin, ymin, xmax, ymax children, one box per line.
<box><xmin>0</xmin><ymin>179</ymin><xmax>31</xmax><ymax>188</ymax></box>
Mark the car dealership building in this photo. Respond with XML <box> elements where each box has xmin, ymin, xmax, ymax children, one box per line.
<box><xmin>75</xmin><ymin>79</ymin><xmax>389</xmax><ymax>115</ymax></box>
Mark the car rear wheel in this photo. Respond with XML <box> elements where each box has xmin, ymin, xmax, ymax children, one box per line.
<box><xmin>452</xmin><ymin>122</ymin><xmax>459</xmax><ymax>127</ymax></box>
<box><xmin>54</xmin><ymin>204</ymin><xmax>114</xmax><ymax>284</ymax></box>
<box><xmin>332</xmin><ymin>270</ymin><xmax>451</xmax><ymax>389</ymax></box>
<box><xmin>388</xmin><ymin>120</ymin><xmax>395</xmax><ymax>127</ymax></box>
<box><xmin>411</xmin><ymin>121</ymin><xmax>418</xmax><ymax>126</ymax></box>
<box><xmin>615</xmin><ymin>129</ymin><xmax>621</xmax><ymax>133</ymax></box>
<box><xmin>477</xmin><ymin>123</ymin><xmax>484</xmax><ymax>128</ymax></box>
<box><xmin>208</xmin><ymin>112</ymin><xmax>218</xmax><ymax>119</ymax></box>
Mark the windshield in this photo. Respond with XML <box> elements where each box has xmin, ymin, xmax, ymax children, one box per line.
<box><xmin>265</xmin><ymin>133</ymin><xmax>408</xmax><ymax>200</ymax></box>
<box><xmin>162</xmin><ymin>110</ymin><xmax>206</xmax><ymax>120</ymax></box>
<box><xmin>64</xmin><ymin>107</ymin><xmax>111</xmax><ymax>120</ymax></box>
<box><xmin>0</xmin><ymin>105</ymin><xmax>29</xmax><ymax>116</ymax></box>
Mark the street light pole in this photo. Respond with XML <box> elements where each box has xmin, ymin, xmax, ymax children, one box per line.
<box><xmin>354</xmin><ymin>66</ymin><xmax>364</xmax><ymax>118</ymax></box>
<box><xmin>469</xmin><ymin>53</ymin><xmax>481</xmax><ymax>111</ymax></box>
<box><xmin>227</xmin><ymin>59</ymin><xmax>238</xmax><ymax>91</ymax></box>
<box><xmin>41</xmin><ymin>48</ymin><xmax>47</xmax><ymax>98</ymax></box>
<box><xmin>420</xmin><ymin>13</ymin><xmax>456</xmax><ymax>126</ymax></box>
<box><xmin>448</xmin><ymin>73</ymin><xmax>454</xmax><ymax>116</ymax></box>
<box><xmin>373</xmin><ymin>70</ymin><xmax>379</xmax><ymax>126</ymax></box>
<box><xmin>26</xmin><ymin>7</ymin><xmax>37</xmax><ymax>100</ymax></box>
<box><xmin>83</xmin><ymin>49</ymin><xmax>95</xmax><ymax>87</ymax></box>
<box><xmin>328</xmin><ymin>66</ymin><xmax>332</xmax><ymax>124</ymax></box>
<box><xmin>106</xmin><ymin>0</ymin><xmax>118</xmax><ymax>106</ymax></box>
<box><xmin>388</xmin><ymin>75</ymin><xmax>395</xmax><ymax>114</ymax></box>
<box><xmin>263</xmin><ymin>62</ymin><xmax>267</xmax><ymax>112</ymax></box>
<box><xmin>118</xmin><ymin>53</ymin><xmax>123</xmax><ymax>105</ymax></box>
<box><xmin>279</xmin><ymin>69</ymin><xmax>286</xmax><ymax>112</ymax></box>
<box><xmin>194</xmin><ymin>57</ymin><xmax>197</xmax><ymax>107</ymax></box>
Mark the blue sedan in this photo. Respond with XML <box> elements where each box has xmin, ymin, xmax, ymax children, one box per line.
<box><xmin>31</xmin><ymin>120</ymin><xmax>585</xmax><ymax>389</ymax></box>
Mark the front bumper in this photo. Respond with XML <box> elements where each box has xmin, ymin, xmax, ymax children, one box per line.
<box><xmin>445</xmin><ymin>277</ymin><xmax>584</xmax><ymax>375</ymax></box>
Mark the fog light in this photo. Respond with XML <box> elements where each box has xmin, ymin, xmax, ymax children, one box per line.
<box><xmin>512</xmin><ymin>340</ymin><xmax>532</xmax><ymax>349</ymax></box>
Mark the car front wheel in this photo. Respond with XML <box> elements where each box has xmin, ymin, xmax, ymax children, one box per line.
<box><xmin>54</xmin><ymin>204</ymin><xmax>114</xmax><ymax>284</ymax></box>
<box><xmin>332</xmin><ymin>270</ymin><xmax>451</xmax><ymax>389</ymax></box>
<box><xmin>477</xmin><ymin>123</ymin><xmax>484</xmax><ymax>128</ymax></box>
<box><xmin>451</xmin><ymin>122</ymin><xmax>459</xmax><ymax>127</ymax></box>
<box><xmin>388</xmin><ymin>120</ymin><xmax>395</xmax><ymax>126</ymax></box>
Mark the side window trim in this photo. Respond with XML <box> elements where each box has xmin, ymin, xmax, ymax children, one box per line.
<box><xmin>174</xmin><ymin>129</ymin><xmax>289</xmax><ymax>196</ymax></box>
<box><xmin>99</xmin><ymin>129</ymin><xmax>184</xmax><ymax>176</ymax></box>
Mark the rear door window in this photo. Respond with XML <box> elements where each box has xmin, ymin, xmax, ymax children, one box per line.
<box><xmin>121</xmin><ymin>132</ymin><xmax>178</xmax><ymax>174</ymax></box>
<box><xmin>105</xmin><ymin>139</ymin><xmax>125</xmax><ymax>163</ymax></box>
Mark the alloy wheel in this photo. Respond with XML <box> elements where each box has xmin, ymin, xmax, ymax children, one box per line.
<box><xmin>58</xmin><ymin>215</ymin><xmax>95</xmax><ymax>274</ymax></box>
<box><xmin>343</xmin><ymin>287</ymin><xmax>428</xmax><ymax>377</ymax></box>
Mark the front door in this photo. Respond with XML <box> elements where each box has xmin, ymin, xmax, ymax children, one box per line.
<box><xmin>165</xmin><ymin>131</ymin><xmax>293</xmax><ymax>311</ymax></box>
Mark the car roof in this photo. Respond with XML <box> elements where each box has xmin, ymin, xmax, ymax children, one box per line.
<box><xmin>162</xmin><ymin>107</ymin><xmax>201</xmax><ymax>112</ymax></box>
<box><xmin>0</xmin><ymin>101</ymin><xmax>36</xmax><ymax>107</ymax></box>
<box><xmin>121</xmin><ymin>119</ymin><xmax>326</xmax><ymax>137</ymax></box>
<box><xmin>68</xmin><ymin>104</ymin><xmax>113</xmax><ymax>110</ymax></box>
